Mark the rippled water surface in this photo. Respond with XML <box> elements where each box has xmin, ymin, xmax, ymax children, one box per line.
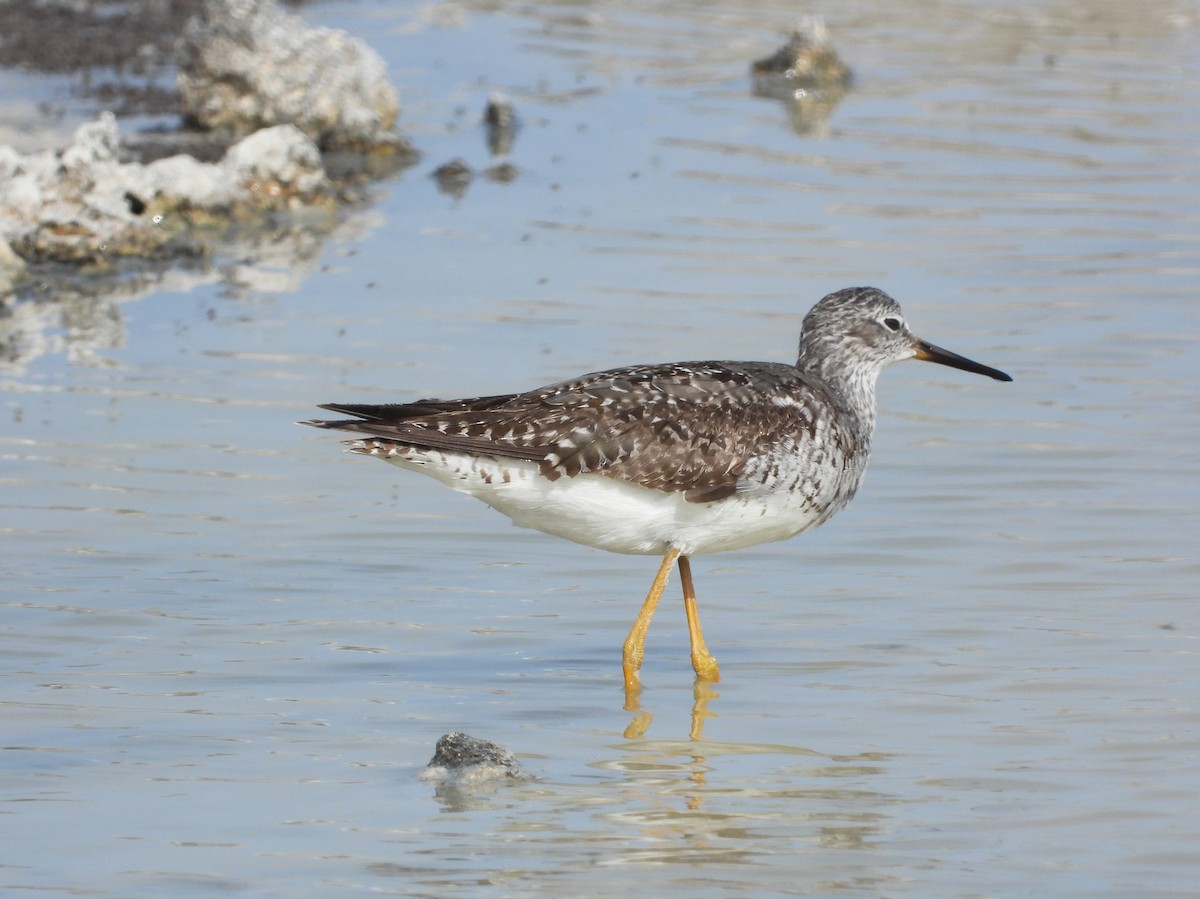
<box><xmin>3</xmin><ymin>1</ymin><xmax>1199</xmax><ymax>896</ymax></box>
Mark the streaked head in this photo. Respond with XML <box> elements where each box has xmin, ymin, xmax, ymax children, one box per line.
<box><xmin>797</xmin><ymin>286</ymin><xmax>1012</xmax><ymax>385</ymax></box>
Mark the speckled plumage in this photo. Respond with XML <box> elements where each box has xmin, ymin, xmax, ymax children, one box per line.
<box><xmin>304</xmin><ymin>287</ymin><xmax>1011</xmax><ymax>684</ymax></box>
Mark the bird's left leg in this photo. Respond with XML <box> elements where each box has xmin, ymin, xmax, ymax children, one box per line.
<box><xmin>622</xmin><ymin>547</ymin><xmax>681</xmax><ymax>692</ymax></box>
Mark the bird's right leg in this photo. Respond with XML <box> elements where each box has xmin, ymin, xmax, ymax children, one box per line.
<box><xmin>679</xmin><ymin>554</ymin><xmax>720</xmax><ymax>683</ymax></box>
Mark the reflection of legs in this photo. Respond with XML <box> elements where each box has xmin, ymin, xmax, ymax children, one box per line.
<box><xmin>622</xmin><ymin>547</ymin><xmax>681</xmax><ymax>692</ymax></box>
<box><xmin>690</xmin><ymin>677</ymin><xmax>719</xmax><ymax>741</ymax></box>
<box><xmin>679</xmin><ymin>556</ymin><xmax>720</xmax><ymax>682</ymax></box>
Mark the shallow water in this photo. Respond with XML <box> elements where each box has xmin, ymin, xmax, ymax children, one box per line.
<box><xmin>3</xmin><ymin>1</ymin><xmax>1199</xmax><ymax>896</ymax></box>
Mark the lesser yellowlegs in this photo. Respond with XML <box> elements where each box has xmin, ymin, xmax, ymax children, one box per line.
<box><xmin>304</xmin><ymin>287</ymin><xmax>1011</xmax><ymax>689</ymax></box>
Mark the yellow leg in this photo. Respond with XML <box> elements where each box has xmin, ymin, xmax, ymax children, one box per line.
<box><xmin>679</xmin><ymin>555</ymin><xmax>720</xmax><ymax>682</ymax></box>
<box><xmin>622</xmin><ymin>547</ymin><xmax>680</xmax><ymax>692</ymax></box>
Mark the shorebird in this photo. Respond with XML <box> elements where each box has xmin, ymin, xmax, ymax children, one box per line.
<box><xmin>304</xmin><ymin>287</ymin><xmax>1011</xmax><ymax>689</ymax></box>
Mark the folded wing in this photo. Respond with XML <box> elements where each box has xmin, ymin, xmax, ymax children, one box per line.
<box><xmin>304</xmin><ymin>361</ymin><xmax>833</xmax><ymax>503</ymax></box>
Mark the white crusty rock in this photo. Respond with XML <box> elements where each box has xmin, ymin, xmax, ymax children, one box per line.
<box><xmin>0</xmin><ymin>112</ymin><xmax>333</xmax><ymax>267</ymax></box>
<box><xmin>177</xmin><ymin>0</ymin><xmax>401</xmax><ymax>150</ymax></box>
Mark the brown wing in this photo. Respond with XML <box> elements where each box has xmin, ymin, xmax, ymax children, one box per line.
<box><xmin>304</xmin><ymin>361</ymin><xmax>829</xmax><ymax>503</ymax></box>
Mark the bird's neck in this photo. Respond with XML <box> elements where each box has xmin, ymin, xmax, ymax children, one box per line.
<box><xmin>796</xmin><ymin>349</ymin><xmax>880</xmax><ymax>437</ymax></box>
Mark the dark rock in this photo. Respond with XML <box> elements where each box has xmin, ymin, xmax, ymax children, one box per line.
<box><xmin>420</xmin><ymin>732</ymin><xmax>527</xmax><ymax>786</ymax></box>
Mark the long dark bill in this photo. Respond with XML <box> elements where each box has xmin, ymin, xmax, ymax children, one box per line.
<box><xmin>913</xmin><ymin>338</ymin><xmax>1012</xmax><ymax>382</ymax></box>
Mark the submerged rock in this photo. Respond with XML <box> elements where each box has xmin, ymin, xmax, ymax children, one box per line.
<box><xmin>419</xmin><ymin>732</ymin><xmax>528</xmax><ymax>788</ymax></box>
<box><xmin>483</xmin><ymin>93</ymin><xmax>518</xmax><ymax>158</ymax></box>
<box><xmin>482</xmin><ymin>162</ymin><xmax>518</xmax><ymax>184</ymax></box>
<box><xmin>751</xmin><ymin>21</ymin><xmax>853</xmax><ymax>88</ymax></box>
<box><xmin>177</xmin><ymin>0</ymin><xmax>408</xmax><ymax>154</ymax></box>
<box><xmin>751</xmin><ymin>22</ymin><xmax>853</xmax><ymax>135</ymax></box>
<box><xmin>431</xmin><ymin>158</ymin><xmax>474</xmax><ymax>198</ymax></box>
<box><xmin>0</xmin><ymin>112</ymin><xmax>335</xmax><ymax>268</ymax></box>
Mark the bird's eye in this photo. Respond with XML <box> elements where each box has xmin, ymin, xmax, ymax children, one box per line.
<box><xmin>882</xmin><ymin>317</ymin><xmax>902</xmax><ymax>332</ymax></box>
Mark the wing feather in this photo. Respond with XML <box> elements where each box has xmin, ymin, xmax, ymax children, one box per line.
<box><xmin>304</xmin><ymin>361</ymin><xmax>834</xmax><ymax>503</ymax></box>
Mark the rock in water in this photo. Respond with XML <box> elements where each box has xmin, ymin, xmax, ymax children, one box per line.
<box><xmin>419</xmin><ymin>732</ymin><xmax>527</xmax><ymax>787</ymax></box>
<box><xmin>177</xmin><ymin>0</ymin><xmax>403</xmax><ymax>152</ymax></box>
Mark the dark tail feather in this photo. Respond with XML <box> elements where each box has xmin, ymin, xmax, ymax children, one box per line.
<box><xmin>312</xmin><ymin>395</ymin><xmax>519</xmax><ymax>424</ymax></box>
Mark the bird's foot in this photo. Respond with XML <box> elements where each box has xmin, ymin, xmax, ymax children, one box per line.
<box><xmin>690</xmin><ymin>649</ymin><xmax>720</xmax><ymax>683</ymax></box>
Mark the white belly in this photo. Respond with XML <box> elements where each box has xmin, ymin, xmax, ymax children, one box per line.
<box><xmin>374</xmin><ymin>446</ymin><xmax>840</xmax><ymax>556</ymax></box>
